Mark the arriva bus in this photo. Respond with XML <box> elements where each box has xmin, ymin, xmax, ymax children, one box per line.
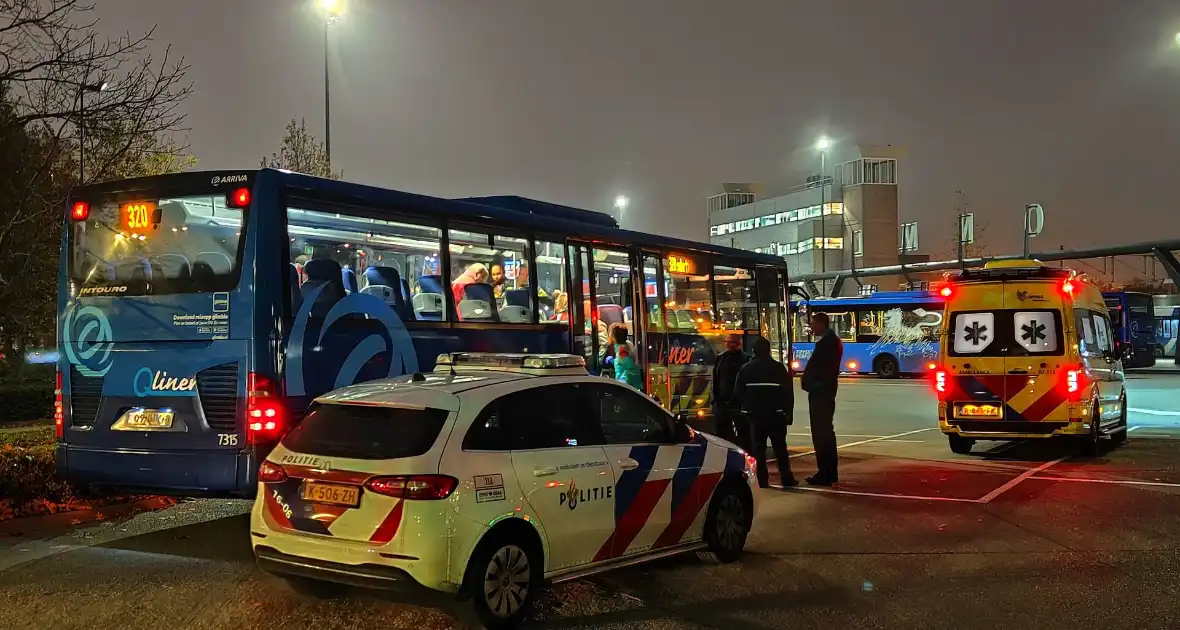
<box><xmin>1101</xmin><ymin>291</ymin><xmax>1156</xmax><ymax>368</ymax></box>
<box><xmin>790</xmin><ymin>290</ymin><xmax>943</xmax><ymax>378</ymax></box>
<box><xmin>56</xmin><ymin>170</ymin><xmax>790</xmax><ymax>495</ymax></box>
<box><xmin>1156</xmin><ymin>306</ymin><xmax>1178</xmax><ymax>359</ymax></box>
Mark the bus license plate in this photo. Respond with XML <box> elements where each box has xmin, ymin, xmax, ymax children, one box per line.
<box><xmin>955</xmin><ymin>403</ymin><xmax>1002</xmax><ymax>419</ymax></box>
<box><xmin>301</xmin><ymin>481</ymin><xmax>361</xmax><ymax>507</ymax></box>
<box><xmin>116</xmin><ymin>409</ymin><xmax>175</xmax><ymax>430</ymax></box>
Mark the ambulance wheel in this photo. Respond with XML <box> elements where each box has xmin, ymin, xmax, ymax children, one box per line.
<box><xmin>465</xmin><ymin>532</ymin><xmax>541</xmax><ymax>630</ymax></box>
<box><xmin>700</xmin><ymin>479</ymin><xmax>753</xmax><ymax>564</ymax></box>
<box><xmin>284</xmin><ymin>576</ymin><xmax>348</xmax><ymax>599</ymax></box>
<box><xmin>1082</xmin><ymin>404</ymin><xmax>1103</xmax><ymax>456</ymax></box>
<box><xmin>874</xmin><ymin>354</ymin><xmax>900</xmax><ymax>379</ymax></box>
<box><xmin>948</xmin><ymin>435</ymin><xmax>974</xmax><ymax>455</ymax></box>
<box><xmin>1110</xmin><ymin>394</ymin><xmax>1128</xmax><ymax>446</ymax></box>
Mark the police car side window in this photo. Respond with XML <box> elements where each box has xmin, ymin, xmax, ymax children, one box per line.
<box><xmin>591</xmin><ymin>383</ymin><xmax>675</xmax><ymax>445</ymax></box>
<box><xmin>463</xmin><ymin>384</ymin><xmax>603</xmax><ymax>451</ymax></box>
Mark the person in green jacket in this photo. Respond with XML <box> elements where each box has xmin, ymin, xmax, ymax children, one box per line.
<box><xmin>610</xmin><ymin>326</ymin><xmax>644</xmax><ymax>390</ymax></box>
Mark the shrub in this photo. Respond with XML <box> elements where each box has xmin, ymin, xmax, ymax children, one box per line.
<box><xmin>0</xmin><ymin>384</ymin><xmax>54</xmax><ymax>423</ymax></box>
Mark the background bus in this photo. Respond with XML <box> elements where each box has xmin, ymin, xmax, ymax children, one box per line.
<box><xmin>1102</xmin><ymin>291</ymin><xmax>1156</xmax><ymax>368</ymax></box>
<box><xmin>56</xmin><ymin>169</ymin><xmax>790</xmax><ymax>495</ymax></box>
<box><xmin>1156</xmin><ymin>306</ymin><xmax>1178</xmax><ymax>359</ymax></box>
<box><xmin>790</xmin><ymin>290</ymin><xmax>943</xmax><ymax>378</ymax></box>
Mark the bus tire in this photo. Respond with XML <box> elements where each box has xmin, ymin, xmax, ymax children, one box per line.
<box><xmin>948</xmin><ymin>434</ymin><xmax>974</xmax><ymax>455</ymax></box>
<box><xmin>874</xmin><ymin>354</ymin><xmax>900</xmax><ymax>379</ymax></box>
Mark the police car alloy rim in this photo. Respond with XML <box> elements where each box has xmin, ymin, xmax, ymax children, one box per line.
<box><xmin>483</xmin><ymin>544</ymin><xmax>531</xmax><ymax>618</ymax></box>
<box><xmin>717</xmin><ymin>493</ymin><xmax>747</xmax><ymax>550</ymax></box>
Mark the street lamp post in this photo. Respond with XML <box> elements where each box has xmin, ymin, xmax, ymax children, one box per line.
<box><xmin>613</xmin><ymin>195</ymin><xmax>629</xmax><ymax>226</ymax></box>
<box><xmin>320</xmin><ymin>0</ymin><xmax>342</xmax><ymax>172</ymax></box>
<box><xmin>815</xmin><ymin>136</ymin><xmax>832</xmax><ymax>280</ymax></box>
<box><xmin>78</xmin><ymin>80</ymin><xmax>108</xmax><ymax>183</ymax></box>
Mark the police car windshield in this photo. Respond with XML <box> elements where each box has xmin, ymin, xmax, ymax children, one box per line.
<box><xmin>282</xmin><ymin>403</ymin><xmax>449</xmax><ymax>460</ymax></box>
<box><xmin>949</xmin><ymin>309</ymin><xmax>1063</xmax><ymax>357</ymax></box>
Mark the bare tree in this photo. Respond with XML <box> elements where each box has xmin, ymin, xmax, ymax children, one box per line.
<box><xmin>261</xmin><ymin>118</ymin><xmax>341</xmax><ymax>179</ymax></box>
<box><xmin>946</xmin><ymin>190</ymin><xmax>989</xmax><ymax>259</ymax></box>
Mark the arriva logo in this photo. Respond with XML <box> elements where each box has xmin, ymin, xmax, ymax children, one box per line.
<box><xmin>133</xmin><ymin>367</ymin><xmax>198</xmax><ymax>397</ymax></box>
<box><xmin>61</xmin><ymin>305</ymin><xmax>115</xmax><ymax>377</ymax></box>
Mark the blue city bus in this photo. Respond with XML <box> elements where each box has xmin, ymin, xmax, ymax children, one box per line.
<box><xmin>790</xmin><ymin>291</ymin><xmax>943</xmax><ymax>378</ymax></box>
<box><xmin>56</xmin><ymin>169</ymin><xmax>790</xmax><ymax>495</ymax></box>
<box><xmin>1101</xmin><ymin>291</ymin><xmax>1156</xmax><ymax>368</ymax></box>
<box><xmin>1155</xmin><ymin>306</ymin><xmax>1178</xmax><ymax>359</ymax></box>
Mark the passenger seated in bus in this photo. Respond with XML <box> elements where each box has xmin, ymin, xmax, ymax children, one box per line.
<box><xmin>451</xmin><ymin>263</ymin><xmax>489</xmax><ymax>307</ymax></box>
<box><xmin>490</xmin><ymin>262</ymin><xmax>506</xmax><ymax>300</ymax></box>
<box><xmin>551</xmin><ymin>292</ymin><xmax>569</xmax><ymax>322</ymax></box>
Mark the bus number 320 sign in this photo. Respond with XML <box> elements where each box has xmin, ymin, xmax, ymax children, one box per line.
<box><xmin>122</xmin><ymin>202</ymin><xmax>157</xmax><ymax>231</ymax></box>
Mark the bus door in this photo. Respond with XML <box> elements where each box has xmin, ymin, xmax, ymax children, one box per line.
<box><xmin>755</xmin><ymin>266</ymin><xmax>789</xmax><ymax>363</ymax></box>
<box><xmin>567</xmin><ymin>242</ymin><xmax>599</xmax><ymax>372</ymax></box>
<box><xmin>641</xmin><ymin>253</ymin><xmax>671</xmax><ymax>408</ymax></box>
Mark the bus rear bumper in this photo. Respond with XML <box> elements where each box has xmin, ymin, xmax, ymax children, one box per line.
<box><xmin>56</xmin><ymin>443</ymin><xmax>258</xmax><ymax>496</ymax></box>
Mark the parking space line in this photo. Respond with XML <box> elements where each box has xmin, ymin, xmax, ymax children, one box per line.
<box><xmin>788</xmin><ymin>427</ymin><xmax>938</xmax><ymax>459</ymax></box>
<box><xmin>977</xmin><ymin>455</ymin><xmax>1070</xmax><ymax>503</ymax></box>
<box><xmin>1129</xmin><ymin>408</ymin><xmax>1180</xmax><ymax>417</ymax></box>
<box><xmin>1029</xmin><ymin>476</ymin><xmax>1180</xmax><ymax>489</ymax></box>
<box><xmin>789</xmin><ymin>486</ymin><xmax>981</xmax><ymax>503</ymax></box>
<box><xmin>1127</xmin><ymin>425</ymin><xmax>1143</xmax><ymax>433</ymax></box>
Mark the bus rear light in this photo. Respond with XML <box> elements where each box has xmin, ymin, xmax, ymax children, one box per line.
<box><xmin>258</xmin><ymin>461</ymin><xmax>288</xmax><ymax>483</ymax></box>
<box><xmin>847</xmin><ymin>360</ymin><xmax>859</xmax><ymax>371</ymax></box>
<box><xmin>228</xmin><ymin>187</ymin><xmax>251</xmax><ymax>208</ymax></box>
<box><xmin>247</xmin><ymin>372</ymin><xmax>284</xmax><ymax>443</ymax></box>
<box><xmin>927</xmin><ymin>362</ymin><xmax>937</xmax><ymax>370</ymax></box>
<box><xmin>791</xmin><ymin>360</ymin><xmax>801</xmax><ymax>370</ymax></box>
<box><xmin>54</xmin><ymin>371</ymin><xmax>64</xmax><ymax>439</ymax></box>
<box><xmin>70</xmin><ymin>201</ymin><xmax>90</xmax><ymax>221</ymax></box>
<box><xmin>365</xmin><ymin>475</ymin><xmax>458</xmax><ymax>500</ymax></box>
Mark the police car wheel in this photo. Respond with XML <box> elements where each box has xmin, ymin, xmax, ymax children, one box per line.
<box><xmin>700</xmin><ymin>480</ymin><xmax>752</xmax><ymax>564</ymax></box>
<box><xmin>284</xmin><ymin>576</ymin><xmax>348</xmax><ymax>599</ymax></box>
<box><xmin>466</xmin><ymin>537</ymin><xmax>540</xmax><ymax>629</ymax></box>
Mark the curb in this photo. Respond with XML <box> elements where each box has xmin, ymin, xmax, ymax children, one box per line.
<box><xmin>0</xmin><ymin>496</ymin><xmax>177</xmax><ymax>538</ymax></box>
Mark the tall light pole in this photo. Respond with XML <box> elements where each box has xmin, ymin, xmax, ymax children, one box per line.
<box><xmin>614</xmin><ymin>195</ymin><xmax>630</xmax><ymax>225</ymax></box>
<box><xmin>815</xmin><ymin>136</ymin><xmax>832</xmax><ymax>279</ymax></box>
<box><xmin>78</xmin><ymin>80</ymin><xmax>108</xmax><ymax>183</ymax></box>
<box><xmin>319</xmin><ymin>0</ymin><xmax>342</xmax><ymax>172</ymax></box>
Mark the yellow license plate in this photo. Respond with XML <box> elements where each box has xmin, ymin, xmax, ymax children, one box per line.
<box><xmin>116</xmin><ymin>410</ymin><xmax>175</xmax><ymax>430</ymax></box>
<box><xmin>301</xmin><ymin>481</ymin><xmax>361</xmax><ymax>507</ymax></box>
<box><xmin>955</xmin><ymin>403</ymin><xmax>1002</xmax><ymax>419</ymax></box>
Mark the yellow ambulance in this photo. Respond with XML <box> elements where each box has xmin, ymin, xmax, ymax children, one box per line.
<box><xmin>934</xmin><ymin>260</ymin><xmax>1129</xmax><ymax>455</ymax></box>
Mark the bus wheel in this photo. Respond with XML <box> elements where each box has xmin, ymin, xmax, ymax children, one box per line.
<box><xmin>948</xmin><ymin>435</ymin><xmax>974</xmax><ymax>455</ymax></box>
<box><xmin>874</xmin><ymin>355</ymin><xmax>900</xmax><ymax>379</ymax></box>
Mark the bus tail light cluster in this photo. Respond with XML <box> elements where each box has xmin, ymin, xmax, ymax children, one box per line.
<box><xmin>54</xmin><ymin>371</ymin><xmax>64</xmax><ymax>439</ymax></box>
<box><xmin>365</xmin><ymin>475</ymin><xmax>458</xmax><ymax>500</ymax></box>
<box><xmin>247</xmin><ymin>372</ymin><xmax>284</xmax><ymax>444</ymax></box>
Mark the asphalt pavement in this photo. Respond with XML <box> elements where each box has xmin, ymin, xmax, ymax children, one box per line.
<box><xmin>2</xmin><ymin>374</ymin><xmax>1180</xmax><ymax>629</ymax></box>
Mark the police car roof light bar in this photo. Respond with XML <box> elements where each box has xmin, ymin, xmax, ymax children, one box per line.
<box><xmin>435</xmin><ymin>353</ymin><xmax>587</xmax><ymax>371</ymax></box>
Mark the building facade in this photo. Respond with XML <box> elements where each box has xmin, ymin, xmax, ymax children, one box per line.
<box><xmin>707</xmin><ymin>144</ymin><xmax>903</xmax><ymax>296</ymax></box>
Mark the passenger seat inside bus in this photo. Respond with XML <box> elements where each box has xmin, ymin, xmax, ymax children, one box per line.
<box><xmin>361</xmin><ymin>266</ymin><xmax>414</xmax><ymax>321</ymax></box>
<box><xmin>341</xmin><ymin>268</ymin><xmax>359</xmax><ymax>294</ymax></box>
<box><xmin>301</xmin><ymin>259</ymin><xmax>346</xmax><ymax>318</ymax></box>
<box><xmin>288</xmin><ymin>264</ymin><xmax>303</xmax><ymax>314</ymax></box>
<box><xmin>415</xmin><ymin>275</ymin><xmax>447</xmax><ymax>321</ymax></box>
<box><xmin>459</xmin><ymin>283</ymin><xmax>499</xmax><ymax>322</ymax></box>
<box><xmin>500</xmin><ymin>289</ymin><xmax>531</xmax><ymax>323</ymax></box>
<box><xmin>192</xmin><ymin>252</ymin><xmax>233</xmax><ymax>292</ymax></box>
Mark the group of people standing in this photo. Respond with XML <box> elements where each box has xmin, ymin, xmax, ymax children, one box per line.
<box><xmin>712</xmin><ymin>312</ymin><xmax>844</xmax><ymax>487</ymax></box>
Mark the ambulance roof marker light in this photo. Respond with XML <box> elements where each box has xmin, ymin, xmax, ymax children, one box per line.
<box><xmin>1061</xmin><ymin>278</ymin><xmax>1076</xmax><ymax>299</ymax></box>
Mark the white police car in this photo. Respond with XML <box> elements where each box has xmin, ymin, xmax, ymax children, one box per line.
<box><xmin>250</xmin><ymin>353</ymin><xmax>759</xmax><ymax>629</ymax></box>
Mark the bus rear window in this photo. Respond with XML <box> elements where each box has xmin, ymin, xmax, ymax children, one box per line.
<box><xmin>70</xmin><ymin>194</ymin><xmax>245</xmax><ymax>296</ymax></box>
<box><xmin>949</xmin><ymin>309</ymin><xmax>1063</xmax><ymax>357</ymax></box>
<box><xmin>281</xmin><ymin>404</ymin><xmax>450</xmax><ymax>460</ymax></box>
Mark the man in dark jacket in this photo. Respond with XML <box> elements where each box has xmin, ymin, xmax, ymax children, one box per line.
<box><xmin>711</xmin><ymin>334</ymin><xmax>748</xmax><ymax>445</ymax></box>
<box><xmin>801</xmin><ymin>311</ymin><xmax>843</xmax><ymax>486</ymax></box>
<box><xmin>735</xmin><ymin>337</ymin><xmax>796</xmax><ymax>488</ymax></box>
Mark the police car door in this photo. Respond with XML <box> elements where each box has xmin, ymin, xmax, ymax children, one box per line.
<box><xmin>507</xmin><ymin>382</ymin><xmax>616</xmax><ymax>572</ymax></box>
<box><xmin>590</xmin><ymin>382</ymin><xmax>696</xmax><ymax>561</ymax></box>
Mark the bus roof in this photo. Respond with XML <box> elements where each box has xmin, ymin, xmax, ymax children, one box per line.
<box><xmin>74</xmin><ymin>169</ymin><xmax>784</xmax><ymax>268</ymax></box>
<box><xmin>800</xmin><ymin>290</ymin><xmax>943</xmax><ymax>310</ymax></box>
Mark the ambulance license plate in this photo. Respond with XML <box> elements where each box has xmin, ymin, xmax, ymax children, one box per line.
<box><xmin>954</xmin><ymin>403</ymin><xmax>1002</xmax><ymax>419</ymax></box>
<box><xmin>301</xmin><ymin>481</ymin><xmax>361</xmax><ymax>507</ymax></box>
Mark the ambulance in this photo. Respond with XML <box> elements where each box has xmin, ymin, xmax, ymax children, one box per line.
<box><xmin>933</xmin><ymin>260</ymin><xmax>1129</xmax><ymax>455</ymax></box>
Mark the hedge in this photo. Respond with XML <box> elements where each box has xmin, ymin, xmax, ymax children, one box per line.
<box><xmin>0</xmin><ymin>384</ymin><xmax>54</xmax><ymax>424</ymax></box>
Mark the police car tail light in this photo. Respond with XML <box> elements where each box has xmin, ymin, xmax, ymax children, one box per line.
<box><xmin>258</xmin><ymin>461</ymin><xmax>288</xmax><ymax>483</ymax></box>
<box><xmin>247</xmin><ymin>372</ymin><xmax>284</xmax><ymax>443</ymax></box>
<box><xmin>365</xmin><ymin>475</ymin><xmax>458</xmax><ymax>500</ymax></box>
<box><xmin>54</xmin><ymin>370</ymin><xmax>64</xmax><ymax>439</ymax></box>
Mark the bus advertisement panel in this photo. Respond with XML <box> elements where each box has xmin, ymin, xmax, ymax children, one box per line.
<box><xmin>56</xmin><ymin>170</ymin><xmax>790</xmax><ymax>495</ymax></box>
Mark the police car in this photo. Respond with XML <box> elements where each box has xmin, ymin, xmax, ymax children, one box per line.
<box><xmin>250</xmin><ymin>353</ymin><xmax>759</xmax><ymax>629</ymax></box>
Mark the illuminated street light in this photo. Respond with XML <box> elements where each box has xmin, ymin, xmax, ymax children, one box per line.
<box><xmin>614</xmin><ymin>195</ymin><xmax>630</xmax><ymax>211</ymax></box>
<box><xmin>78</xmin><ymin>79</ymin><xmax>108</xmax><ymax>182</ymax></box>
<box><xmin>815</xmin><ymin>135</ymin><xmax>832</xmax><ymax>151</ymax></box>
<box><xmin>815</xmin><ymin>135</ymin><xmax>833</xmax><ymax>276</ymax></box>
<box><xmin>316</xmin><ymin>0</ymin><xmax>344</xmax><ymax>171</ymax></box>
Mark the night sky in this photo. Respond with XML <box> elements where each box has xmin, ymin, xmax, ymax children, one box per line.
<box><xmin>91</xmin><ymin>0</ymin><xmax>1180</xmax><ymax>259</ymax></box>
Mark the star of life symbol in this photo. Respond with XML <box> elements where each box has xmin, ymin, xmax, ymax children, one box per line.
<box><xmin>963</xmin><ymin>321</ymin><xmax>988</xmax><ymax>345</ymax></box>
<box><xmin>1021</xmin><ymin>320</ymin><xmax>1046</xmax><ymax>344</ymax></box>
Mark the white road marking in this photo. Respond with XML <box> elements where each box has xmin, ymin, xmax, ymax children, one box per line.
<box><xmin>788</xmin><ymin>427</ymin><xmax>938</xmax><ymax>459</ymax></box>
<box><xmin>977</xmin><ymin>455</ymin><xmax>1070</xmax><ymax>503</ymax></box>
<box><xmin>789</xmin><ymin>486</ymin><xmax>981</xmax><ymax>503</ymax></box>
<box><xmin>1128</xmin><ymin>425</ymin><xmax>1143</xmax><ymax>433</ymax></box>
<box><xmin>1128</xmin><ymin>408</ymin><xmax>1180</xmax><ymax>417</ymax></box>
<box><xmin>1030</xmin><ymin>476</ymin><xmax>1180</xmax><ymax>489</ymax></box>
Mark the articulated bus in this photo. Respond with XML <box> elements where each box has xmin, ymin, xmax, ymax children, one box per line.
<box><xmin>56</xmin><ymin>169</ymin><xmax>790</xmax><ymax>495</ymax></box>
<box><xmin>1101</xmin><ymin>291</ymin><xmax>1156</xmax><ymax>368</ymax></box>
<box><xmin>790</xmin><ymin>291</ymin><xmax>944</xmax><ymax>378</ymax></box>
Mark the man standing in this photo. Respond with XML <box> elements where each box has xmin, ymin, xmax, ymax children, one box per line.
<box><xmin>801</xmin><ymin>312</ymin><xmax>843</xmax><ymax>486</ymax></box>
<box><xmin>735</xmin><ymin>337</ymin><xmax>796</xmax><ymax>488</ymax></box>
<box><xmin>711</xmin><ymin>334</ymin><xmax>748</xmax><ymax>445</ymax></box>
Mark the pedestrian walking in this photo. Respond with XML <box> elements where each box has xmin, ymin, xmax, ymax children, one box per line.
<box><xmin>801</xmin><ymin>311</ymin><xmax>843</xmax><ymax>486</ymax></box>
<box><xmin>711</xmin><ymin>333</ymin><xmax>748</xmax><ymax>445</ymax></box>
<box><xmin>735</xmin><ymin>337</ymin><xmax>796</xmax><ymax>488</ymax></box>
